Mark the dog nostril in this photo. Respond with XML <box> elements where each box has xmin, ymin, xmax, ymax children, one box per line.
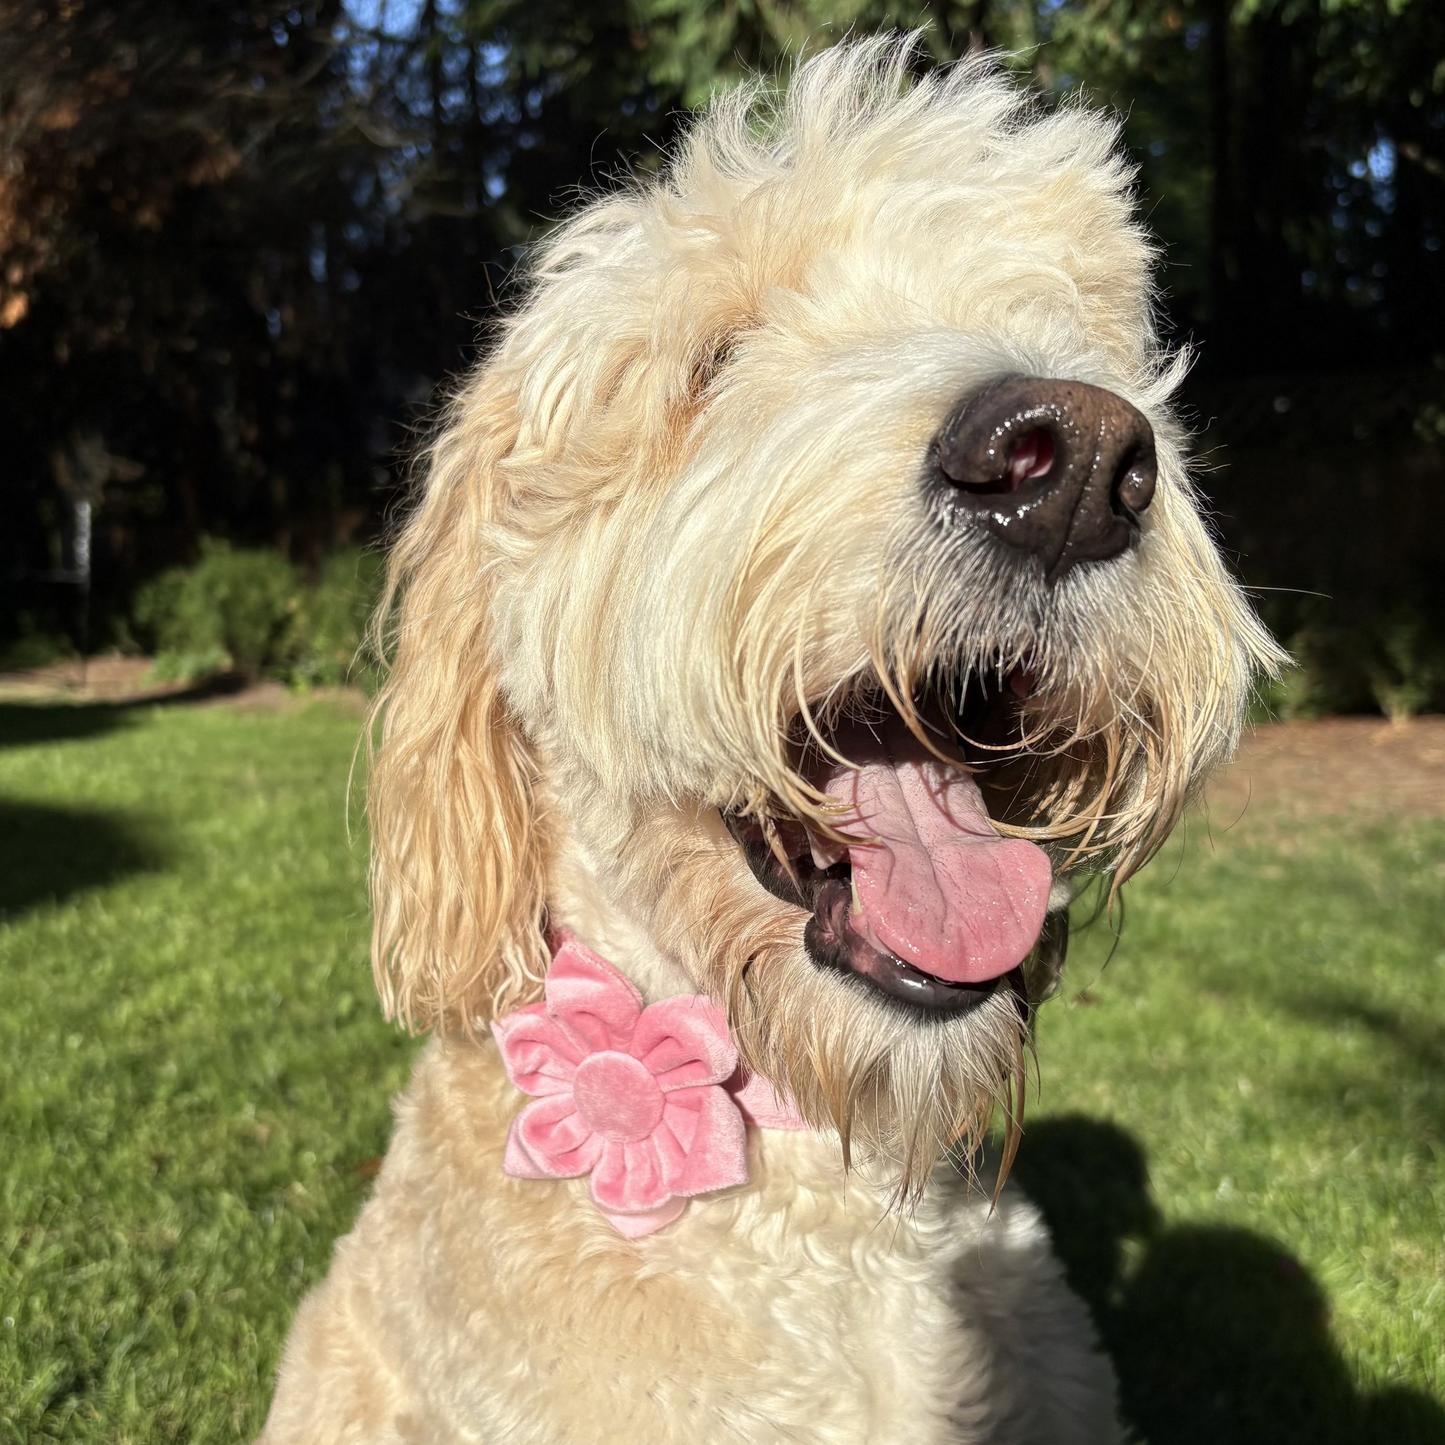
<box><xmin>1006</xmin><ymin>429</ymin><xmax>1055</xmax><ymax>490</ymax></box>
<box><xmin>1114</xmin><ymin>449</ymin><xmax>1156</xmax><ymax>517</ymax></box>
<box><xmin>932</xmin><ymin>375</ymin><xmax>1158</xmax><ymax>582</ymax></box>
<box><xmin>941</xmin><ymin>424</ymin><xmax>1057</xmax><ymax>496</ymax></box>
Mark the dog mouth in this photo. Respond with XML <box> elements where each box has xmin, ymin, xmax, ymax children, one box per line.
<box><xmin>724</xmin><ymin>671</ymin><xmax>1054</xmax><ymax>1015</ymax></box>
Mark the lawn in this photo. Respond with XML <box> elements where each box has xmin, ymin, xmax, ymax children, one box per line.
<box><xmin>0</xmin><ymin>696</ymin><xmax>418</xmax><ymax>1443</ymax></box>
<box><xmin>0</xmin><ymin>696</ymin><xmax>1441</xmax><ymax>1443</ymax></box>
<box><xmin>1018</xmin><ymin>811</ymin><xmax>1445</xmax><ymax>1442</ymax></box>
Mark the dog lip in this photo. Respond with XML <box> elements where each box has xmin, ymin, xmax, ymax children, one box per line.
<box><xmin>804</xmin><ymin>877</ymin><xmax>1012</xmax><ymax>1015</ymax></box>
<box><xmin>722</xmin><ymin>811</ymin><xmax>815</xmax><ymax>911</ymax></box>
<box><xmin>722</xmin><ymin>813</ymin><xmax>1020</xmax><ymax>1016</ymax></box>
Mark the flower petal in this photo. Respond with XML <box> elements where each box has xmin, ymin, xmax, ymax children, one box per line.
<box><xmin>658</xmin><ymin>1094</ymin><xmax>700</xmax><ymax>1161</ymax></box>
<box><xmin>501</xmin><ymin>1117</ymin><xmax>551</xmax><ymax>1179</ymax></box>
<box><xmin>660</xmin><ymin>1085</ymin><xmax>748</xmax><ymax>1198</ymax></box>
<box><xmin>546</xmin><ymin>941</ymin><xmax>644</xmax><ymax>1055</ymax></box>
<box><xmin>652</xmin><ymin>1102</ymin><xmax>689</xmax><ymax>1184</ymax></box>
<box><xmin>514</xmin><ymin>1094</ymin><xmax>602</xmax><ymax>1178</ymax></box>
<box><xmin>492</xmin><ymin>1006</ymin><xmax>582</xmax><ymax>1097</ymax></box>
<box><xmin>599</xmin><ymin>1197</ymin><xmax>687</xmax><ymax>1238</ymax></box>
<box><xmin>629</xmin><ymin>996</ymin><xmax>737</xmax><ymax>1091</ymax></box>
<box><xmin>589</xmin><ymin>1137</ymin><xmax>671</xmax><ymax>1214</ymax></box>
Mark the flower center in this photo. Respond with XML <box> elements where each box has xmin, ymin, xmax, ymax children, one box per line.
<box><xmin>572</xmin><ymin>1051</ymin><xmax>665</xmax><ymax>1142</ymax></box>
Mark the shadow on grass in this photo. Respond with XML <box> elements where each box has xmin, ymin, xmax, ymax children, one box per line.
<box><xmin>0</xmin><ymin>700</ymin><xmax>130</xmax><ymax>747</ymax></box>
<box><xmin>1013</xmin><ymin>1116</ymin><xmax>1445</xmax><ymax>1445</ymax></box>
<box><xmin>0</xmin><ymin>675</ymin><xmax>249</xmax><ymax>750</ymax></box>
<box><xmin>1288</xmin><ymin>992</ymin><xmax>1445</xmax><ymax>1075</ymax></box>
<box><xmin>0</xmin><ymin>800</ymin><xmax>166</xmax><ymax>916</ymax></box>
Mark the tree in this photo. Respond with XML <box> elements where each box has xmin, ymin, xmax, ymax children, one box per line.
<box><xmin>3</xmin><ymin>0</ymin><xmax>1442</xmax><ymax>655</ymax></box>
<box><xmin>0</xmin><ymin>0</ymin><xmax>698</xmax><ymax>644</ymax></box>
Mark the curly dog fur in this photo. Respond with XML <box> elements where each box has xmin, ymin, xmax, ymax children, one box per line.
<box><xmin>260</xmin><ymin>36</ymin><xmax>1280</xmax><ymax>1444</ymax></box>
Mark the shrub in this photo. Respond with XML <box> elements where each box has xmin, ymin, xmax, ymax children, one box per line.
<box><xmin>0</xmin><ymin>621</ymin><xmax>72</xmax><ymax>672</ymax></box>
<box><xmin>132</xmin><ymin>540</ymin><xmax>301</xmax><ymax>681</ymax></box>
<box><xmin>289</xmin><ymin>548</ymin><xmax>384</xmax><ymax>691</ymax></box>
<box><xmin>1258</xmin><ymin>603</ymin><xmax>1445</xmax><ymax>723</ymax></box>
<box><xmin>131</xmin><ymin>542</ymin><xmax>384</xmax><ymax>690</ymax></box>
<box><xmin>1367</xmin><ymin>610</ymin><xmax>1443</xmax><ymax>724</ymax></box>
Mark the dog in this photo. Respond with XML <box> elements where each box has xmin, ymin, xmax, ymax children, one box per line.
<box><xmin>259</xmin><ymin>36</ymin><xmax>1280</xmax><ymax>1444</ymax></box>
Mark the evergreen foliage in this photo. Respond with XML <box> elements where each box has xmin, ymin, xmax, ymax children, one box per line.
<box><xmin>2</xmin><ymin>0</ymin><xmax>1443</xmax><ymax>704</ymax></box>
<box><xmin>130</xmin><ymin>542</ymin><xmax>380</xmax><ymax>686</ymax></box>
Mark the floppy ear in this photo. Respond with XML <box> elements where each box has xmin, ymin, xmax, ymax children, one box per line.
<box><xmin>366</xmin><ymin>366</ymin><xmax>550</xmax><ymax>1033</ymax></box>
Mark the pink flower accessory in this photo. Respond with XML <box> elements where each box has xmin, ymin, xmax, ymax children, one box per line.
<box><xmin>491</xmin><ymin>937</ymin><xmax>805</xmax><ymax>1238</ymax></box>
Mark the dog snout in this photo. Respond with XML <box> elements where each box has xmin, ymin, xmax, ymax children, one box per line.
<box><xmin>934</xmin><ymin>376</ymin><xmax>1157</xmax><ymax>581</ymax></box>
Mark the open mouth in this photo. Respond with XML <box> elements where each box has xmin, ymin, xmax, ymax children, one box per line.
<box><xmin>724</xmin><ymin>670</ymin><xmax>1055</xmax><ymax>1016</ymax></box>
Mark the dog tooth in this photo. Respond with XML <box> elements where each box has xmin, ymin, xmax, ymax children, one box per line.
<box><xmin>809</xmin><ymin>831</ymin><xmax>847</xmax><ymax>870</ymax></box>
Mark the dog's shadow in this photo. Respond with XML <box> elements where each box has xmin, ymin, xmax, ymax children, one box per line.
<box><xmin>1011</xmin><ymin>1116</ymin><xmax>1445</xmax><ymax>1445</ymax></box>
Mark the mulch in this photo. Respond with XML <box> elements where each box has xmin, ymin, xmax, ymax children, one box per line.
<box><xmin>0</xmin><ymin>654</ymin><xmax>363</xmax><ymax>712</ymax></box>
<box><xmin>1204</xmin><ymin>716</ymin><xmax>1445</xmax><ymax>831</ymax></box>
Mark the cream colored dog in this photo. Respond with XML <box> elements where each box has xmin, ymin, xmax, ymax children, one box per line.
<box><xmin>260</xmin><ymin>37</ymin><xmax>1279</xmax><ymax>1444</ymax></box>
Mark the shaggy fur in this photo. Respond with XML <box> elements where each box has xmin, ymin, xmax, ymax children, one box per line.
<box><xmin>260</xmin><ymin>37</ymin><xmax>1281</xmax><ymax>1444</ymax></box>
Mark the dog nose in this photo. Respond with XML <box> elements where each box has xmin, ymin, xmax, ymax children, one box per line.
<box><xmin>934</xmin><ymin>376</ymin><xmax>1157</xmax><ymax>581</ymax></box>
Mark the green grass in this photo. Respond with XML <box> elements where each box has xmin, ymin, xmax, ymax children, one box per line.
<box><xmin>0</xmin><ymin>700</ymin><xmax>1441</xmax><ymax>1442</ymax></box>
<box><xmin>1018</xmin><ymin>814</ymin><xmax>1445</xmax><ymax>1442</ymax></box>
<box><xmin>0</xmin><ymin>699</ymin><xmax>418</xmax><ymax>1443</ymax></box>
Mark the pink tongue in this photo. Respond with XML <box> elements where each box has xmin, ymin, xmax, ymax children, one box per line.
<box><xmin>823</xmin><ymin>732</ymin><xmax>1052</xmax><ymax>985</ymax></box>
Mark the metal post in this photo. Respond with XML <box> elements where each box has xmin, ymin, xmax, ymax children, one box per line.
<box><xmin>75</xmin><ymin>495</ymin><xmax>91</xmax><ymax>689</ymax></box>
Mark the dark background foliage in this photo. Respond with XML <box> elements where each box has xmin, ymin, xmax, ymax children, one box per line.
<box><xmin>2</xmin><ymin>0</ymin><xmax>1443</xmax><ymax>708</ymax></box>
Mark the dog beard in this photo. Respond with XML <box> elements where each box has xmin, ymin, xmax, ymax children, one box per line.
<box><xmin>583</xmin><ymin>765</ymin><xmax>1051</xmax><ymax>1203</ymax></box>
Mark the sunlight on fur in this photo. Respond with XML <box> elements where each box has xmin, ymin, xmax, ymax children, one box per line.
<box><xmin>363</xmin><ymin>34</ymin><xmax>1282</xmax><ymax>1197</ymax></box>
<box><xmin>261</xmin><ymin>36</ymin><xmax>1291</xmax><ymax>1445</ymax></box>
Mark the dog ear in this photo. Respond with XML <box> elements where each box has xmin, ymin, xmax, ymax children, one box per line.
<box><xmin>366</xmin><ymin>367</ymin><xmax>550</xmax><ymax>1034</ymax></box>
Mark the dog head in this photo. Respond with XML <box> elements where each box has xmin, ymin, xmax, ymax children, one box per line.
<box><xmin>367</xmin><ymin>37</ymin><xmax>1282</xmax><ymax>1191</ymax></box>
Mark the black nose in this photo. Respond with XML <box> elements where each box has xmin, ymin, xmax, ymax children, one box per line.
<box><xmin>933</xmin><ymin>376</ymin><xmax>1157</xmax><ymax>582</ymax></box>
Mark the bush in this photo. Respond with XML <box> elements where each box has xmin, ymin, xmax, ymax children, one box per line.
<box><xmin>133</xmin><ymin>540</ymin><xmax>301</xmax><ymax>682</ymax></box>
<box><xmin>131</xmin><ymin>541</ymin><xmax>383</xmax><ymax>690</ymax></box>
<box><xmin>289</xmin><ymin>548</ymin><xmax>384</xmax><ymax>691</ymax></box>
<box><xmin>1258</xmin><ymin>603</ymin><xmax>1445</xmax><ymax>724</ymax></box>
<box><xmin>1367</xmin><ymin>611</ymin><xmax>1444</xmax><ymax>723</ymax></box>
<box><xmin>0</xmin><ymin>620</ymin><xmax>73</xmax><ymax>672</ymax></box>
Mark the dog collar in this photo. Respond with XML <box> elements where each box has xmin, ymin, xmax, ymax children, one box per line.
<box><xmin>491</xmin><ymin>937</ymin><xmax>807</xmax><ymax>1237</ymax></box>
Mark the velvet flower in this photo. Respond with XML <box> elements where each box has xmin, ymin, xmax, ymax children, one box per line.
<box><xmin>491</xmin><ymin>939</ymin><xmax>751</xmax><ymax>1237</ymax></box>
